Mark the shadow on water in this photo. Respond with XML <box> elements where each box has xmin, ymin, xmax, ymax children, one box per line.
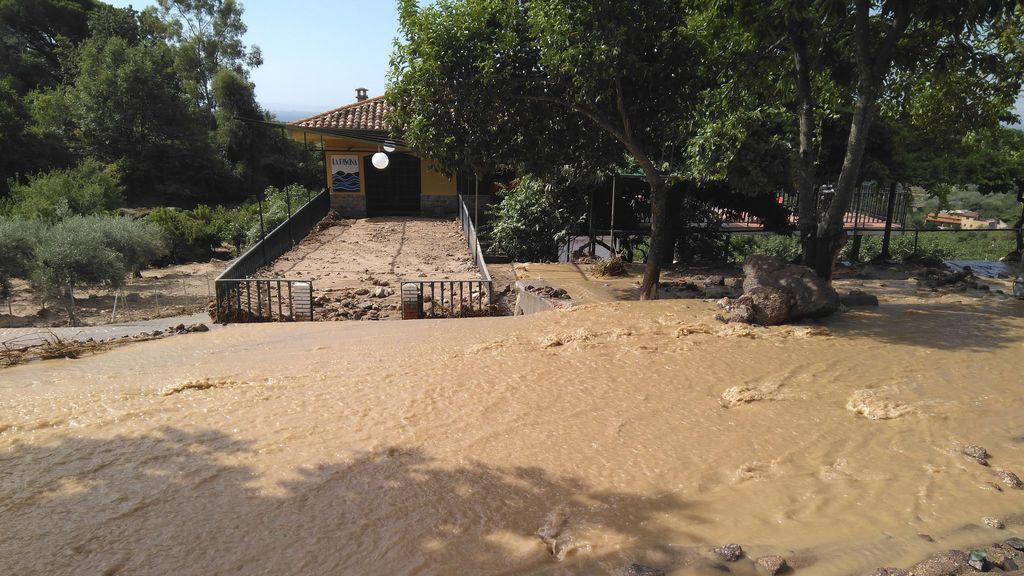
<box><xmin>825</xmin><ymin>299</ymin><xmax>1024</xmax><ymax>351</ymax></box>
<box><xmin>0</xmin><ymin>427</ymin><xmax>706</xmax><ymax>575</ymax></box>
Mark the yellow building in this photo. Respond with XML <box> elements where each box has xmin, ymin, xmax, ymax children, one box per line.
<box><xmin>286</xmin><ymin>89</ymin><xmax>457</xmax><ymax>217</ymax></box>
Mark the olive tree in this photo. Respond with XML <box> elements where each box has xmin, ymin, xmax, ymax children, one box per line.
<box><xmin>31</xmin><ymin>216</ymin><xmax>167</xmax><ymax>325</ymax></box>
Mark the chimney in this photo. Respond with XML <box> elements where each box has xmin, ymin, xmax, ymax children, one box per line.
<box><xmin>355</xmin><ymin>87</ymin><xmax>368</xmax><ymax>102</ymax></box>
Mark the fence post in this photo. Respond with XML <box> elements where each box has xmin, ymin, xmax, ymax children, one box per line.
<box><xmin>286</xmin><ymin>186</ymin><xmax>294</xmax><ymax>247</ymax></box>
<box><xmin>880</xmin><ymin>181</ymin><xmax>898</xmax><ymax>261</ymax></box>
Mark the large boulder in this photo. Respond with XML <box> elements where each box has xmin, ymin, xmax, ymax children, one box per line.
<box><xmin>731</xmin><ymin>286</ymin><xmax>794</xmax><ymax>326</ymax></box>
<box><xmin>742</xmin><ymin>255</ymin><xmax>840</xmax><ymax>320</ymax></box>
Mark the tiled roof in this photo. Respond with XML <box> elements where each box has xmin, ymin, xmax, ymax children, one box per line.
<box><xmin>290</xmin><ymin>96</ymin><xmax>390</xmax><ymax>131</ymax></box>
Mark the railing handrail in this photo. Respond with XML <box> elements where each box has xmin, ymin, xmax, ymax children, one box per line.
<box><xmin>458</xmin><ymin>193</ymin><xmax>493</xmax><ymax>282</ymax></box>
<box><xmin>217</xmin><ymin>277</ymin><xmax>313</xmax><ymax>282</ymax></box>
<box><xmin>216</xmin><ymin>188</ymin><xmax>329</xmax><ymax>282</ymax></box>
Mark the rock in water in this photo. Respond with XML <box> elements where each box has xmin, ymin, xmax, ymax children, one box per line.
<box><xmin>984</xmin><ymin>516</ymin><xmax>1005</xmax><ymax>529</ymax></box>
<box><xmin>742</xmin><ymin>255</ymin><xmax>840</xmax><ymax>320</ymax></box>
<box><xmin>842</xmin><ymin>289</ymin><xmax>879</xmax><ymax>307</ymax></box>
<box><xmin>1005</xmin><ymin>537</ymin><xmax>1024</xmax><ymax>551</ymax></box>
<box><xmin>731</xmin><ymin>286</ymin><xmax>794</xmax><ymax>326</ymax></box>
<box><xmin>728</xmin><ymin>302</ymin><xmax>755</xmax><ymax>324</ymax></box>
<box><xmin>997</xmin><ymin>469</ymin><xmax>1024</xmax><ymax>489</ymax></box>
<box><xmin>712</xmin><ymin>543</ymin><xmax>744</xmax><ymax>562</ymax></box>
<box><xmin>625</xmin><ymin>563</ymin><xmax>664</xmax><ymax>576</ymax></box>
<box><xmin>756</xmin><ymin>555</ymin><xmax>788</xmax><ymax>575</ymax></box>
<box><xmin>963</xmin><ymin>444</ymin><xmax>989</xmax><ymax>460</ymax></box>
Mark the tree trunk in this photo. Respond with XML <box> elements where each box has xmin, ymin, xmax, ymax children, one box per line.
<box><xmin>788</xmin><ymin>12</ymin><xmax>819</xmax><ymax>268</ymax></box>
<box><xmin>813</xmin><ymin>86</ymin><xmax>874</xmax><ymax>280</ymax></box>
<box><xmin>1014</xmin><ymin>197</ymin><xmax>1023</xmax><ymax>257</ymax></box>
<box><xmin>640</xmin><ymin>178</ymin><xmax>668</xmax><ymax>300</ymax></box>
<box><xmin>65</xmin><ymin>283</ymin><xmax>77</xmax><ymax>327</ymax></box>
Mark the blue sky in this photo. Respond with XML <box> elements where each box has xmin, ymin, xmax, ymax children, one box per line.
<box><xmin>108</xmin><ymin>0</ymin><xmax>402</xmax><ymax>116</ymax></box>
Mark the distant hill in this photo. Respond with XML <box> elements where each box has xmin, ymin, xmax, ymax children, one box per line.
<box><xmin>268</xmin><ymin>109</ymin><xmax>319</xmax><ymax>123</ymax></box>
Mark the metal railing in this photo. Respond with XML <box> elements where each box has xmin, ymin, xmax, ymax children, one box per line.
<box><xmin>399</xmin><ymin>194</ymin><xmax>494</xmax><ymax>319</ymax></box>
<box><xmin>214</xmin><ymin>189</ymin><xmax>330</xmax><ymax>323</ymax></box>
<box><xmin>457</xmin><ymin>193</ymin><xmax>493</xmax><ymax>284</ymax></box>
<box><xmin>214</xmin><ymin>278</ymin><xmax>313</xmax><ymax>323</ymax></box>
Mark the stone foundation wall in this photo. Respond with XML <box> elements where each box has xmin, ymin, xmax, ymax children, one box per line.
<box><xmin>421</xmin><ymin>195</ymin><xmax>458</xmax><ymax>218</ymax></box>
<box><xmin>331</xmin><ymin>194</ymin><xmax>366</xmax><ymax>218</ymax></box>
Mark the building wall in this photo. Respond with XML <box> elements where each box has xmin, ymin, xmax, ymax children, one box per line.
<box><xmin>288</xmin><ymin>131</ymin><xmax>457</xmax><ymax>218</ymax></box>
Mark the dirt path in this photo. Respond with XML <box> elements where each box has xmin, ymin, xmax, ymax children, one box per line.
<box><xmin>262</xmin><ymin>217</ymin><xmax>479</xmax><ymax>320</ymax></box>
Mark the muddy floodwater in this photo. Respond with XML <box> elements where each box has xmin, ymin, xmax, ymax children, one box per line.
<box><xmin>2</xmin><ymin>297</ymin><xmax>1023</xmax><ymax>575</ymax></box>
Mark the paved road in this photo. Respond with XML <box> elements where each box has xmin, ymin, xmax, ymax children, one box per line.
<box><xmin>0</xmin><ymin>313</ymin><xmax>215</xmax><ymax>350</ymax></box>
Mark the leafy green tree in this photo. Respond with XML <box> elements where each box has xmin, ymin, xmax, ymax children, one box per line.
<box><xmin>156</xmin><ymin>0</ymin><xmax>262</xmax><ymax>127</ymax></box>
<box><xmin>0</xmin><ymin>0</ymin><xmax>95</xmax><ymax>92</ymax></box>
<box><xmin>31</xmin><ymin>216</ymin><xmax>128</xmax><ymax>325</ymax></box>
<box><xmin>3</xmin><ymin>159</ymin><xmax>124</xmax><ymax>221</ymax></box>
<box><xmin>486</xmin><ymin>177</ymin><xmax>577</xmax><ymax>262</ymax></box>
<box><xmin>732</xmin><ymin>0</ymin><xmax>1023</xmax><ymax>278</ymax></box>
<box><xmin>390</xmin><ymin>0</ymin><xmax>752</xmax><ymax>299</ymax></box>
<box><xmin>28</xmin><ymin>6</ymin><xmax>226</xmax><ymax>201</ymax></box>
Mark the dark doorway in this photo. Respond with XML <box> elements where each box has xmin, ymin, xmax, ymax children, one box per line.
<box><xmin>364</xmin><ymin>153</ymin><xmax>421</xmax><ymax>216</ymax></box>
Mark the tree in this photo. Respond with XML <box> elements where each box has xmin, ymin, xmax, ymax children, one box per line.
<box><xmin>391</xmin><ymin>0</ymin><xmax>749</xmax><ymax>299</ymax></box>
<box><xmin>0</xmin><ymin>217</ymin><xmax>41</xmax><ymax>311</ymax></box>
<box><xmin>0</xmin><ymin>0</ymin><xmax>95</xmax><ymax>92</ymax></box>
<box><xmin>155</xmin><ymin>0</ymin><xmax>262</xmax><ymax>127</ymax></box>
<box><xmin>737</xmin><ymin>0</ymin><xmax>1023</xmax><ymax>278</ymax></box>
<box><xmin>31</xmin><ymin>216</ymin><xmax>127</xmax><ymax>325</ymax></box>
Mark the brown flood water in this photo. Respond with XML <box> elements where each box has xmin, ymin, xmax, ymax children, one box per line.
<box><xmin>1</xmin><ymin>297</ymin><xmax>1023</xmax><ymax>575</ymax></box>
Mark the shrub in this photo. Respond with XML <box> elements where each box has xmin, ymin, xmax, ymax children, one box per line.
<box><xmin>3</xmin><ymin>159</ymin><xmax>124</xmax><ymax>222</ymax></box>
<box><xmin>728</xmin><ymin>234</ymin><xmax>801</xmax><ymax>263</ymax></box>
<box><xmin>0</xmin><ymin>218</ymin><xmax>43</xmax><ymax>303</ymax></box>
<box><xmin>244</xmin><ymin>184</ymin><xmax>314</xmax><ymax>246</ymax></box>
<box><xmin>31</xmin><ymin>216</ymin><xmax>128</xmax><ymax>325</ymax></box>
<box><xmin>486</xmin><ymin>177</ymin><xmax>575</xmax><ymax>262</ymax></box>
<box><xmin>147</xmin><ymin>206</ymin><xmax>221</xmax><ymax>262</ymax></box>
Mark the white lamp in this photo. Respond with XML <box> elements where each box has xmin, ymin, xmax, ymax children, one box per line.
<box><xmin>382</xmin><ymin>141</ymin><xmax>396</xmax><ymax>153</ymax></box>
<box><xmin>372</xmin><ymin>151</ymin><xmax>390</xmax><ymax>170</ymax></box>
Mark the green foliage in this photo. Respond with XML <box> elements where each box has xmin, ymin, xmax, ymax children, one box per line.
<box><xmin>727</xmin><ymin>230</ymin><xmax>1017</xmax><ymax>263</ymax></box>
<box><xmin>147</xmin><ymin>206</ymin><xmax>222</xmax><ymax>262</ymax></box>
<box><xmin>146</xmin><ymin>184</ymin><xmax>315</xmax><ymax>261</ymax></box>
<box><xmin>0</xmin><ymin>0</ymin><xmax>95</xmax><ymax>93</ymax></box>
<box><xmin>246</xmin><ymin>184</ymin><xmax>310</xmax><ymax>246</ymax></box>
<box><xmin>30</xmin><ymin>216</ymin><xmax>125</xmax><ymax>322</ymax></box>
<box><xmin>156</xmin><ymin>0</ymin><xmax>262</xmax><ymax>122</ymax></box>
<box><xmin>84</xmin><ymin>215</ymin><xmax>168</xmax><ymax>273</ymax></box>
<box><xmin>838</xmin><ymin>232</ymin><xmax>1017</xmax><ymax>262</ymax></box>
<box><xmin>0</xmin><ymin>217</ymin><xmax>42</xmax><ymax>300</ymax></box>
<box><xmin>485</xmin><ymin>177</ymin><xmax>576</xmax><ymax>262</ymax></box>
<box><xmin>19</xmin><ymin>214</ymin><xmax>170</xmax><ymax>322</ymax></box>
<box><xmin>3</xmin><ymin>159</ymin><xmax>124</xmax><ymax>221</ymax></box>
<box><xmin>729</xmin><ymin>235</ymin><xmax>802</xmax><ymax>262</ymax></box>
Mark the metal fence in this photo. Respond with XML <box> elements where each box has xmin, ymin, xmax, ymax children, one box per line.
<box><xmin>399</xmin><ymin>194</ymin><xmax>494</xmax><ymax>319</ymax></box>
<box><xmin>213</xmin><ymin>189</ymin><xmax>329</xmax><ymax>323</ymax></box>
